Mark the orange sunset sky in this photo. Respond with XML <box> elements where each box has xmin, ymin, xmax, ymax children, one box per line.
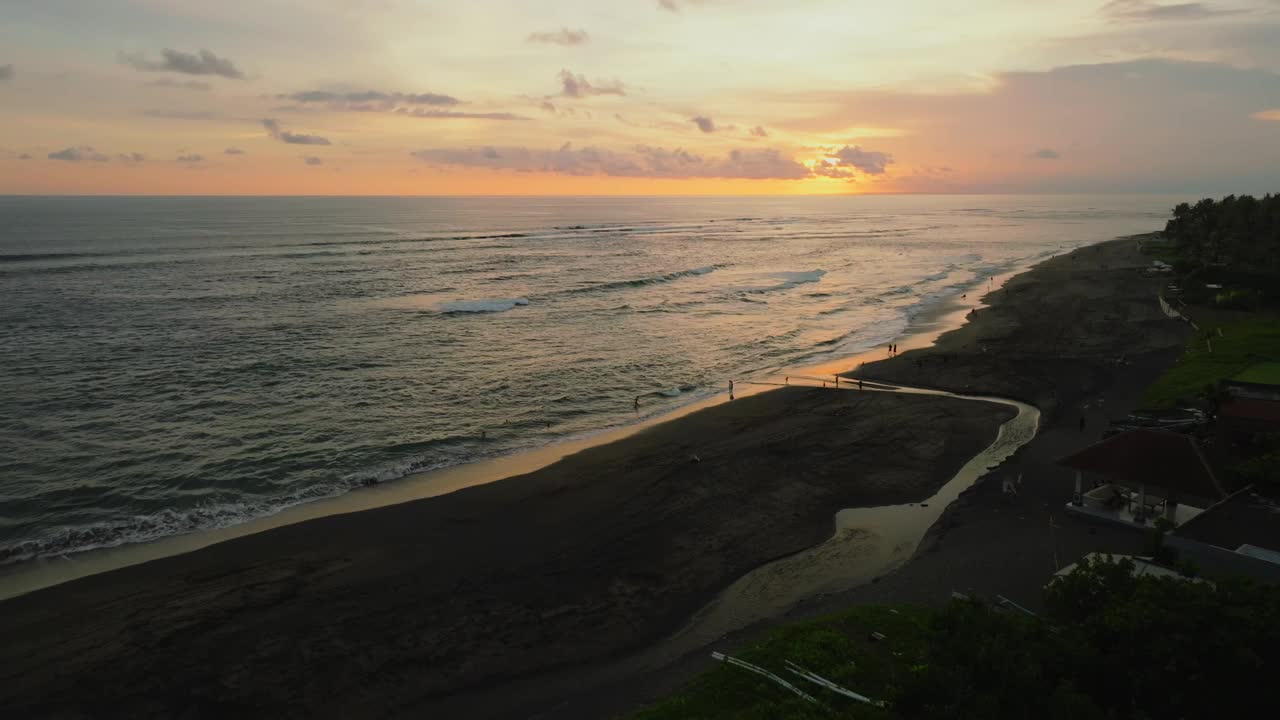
<box><xmin>2</xmin><ymin>0</ymin><xmax>1279</xmax><ymax>195</ymax></box>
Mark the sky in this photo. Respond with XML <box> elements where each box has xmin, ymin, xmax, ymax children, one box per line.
<box><xmin>1</xmin><ymin>0</ymin><xmax>1279</xmax><ymax>195</ymax></box>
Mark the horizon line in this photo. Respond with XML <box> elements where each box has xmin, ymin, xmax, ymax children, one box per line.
<box><xmin>0</xmin><ymin>190</ymin><xmax>1215</xmax><ymax>199</ymax></box>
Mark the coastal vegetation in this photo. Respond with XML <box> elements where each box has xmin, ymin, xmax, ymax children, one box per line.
<box><xmin>1140</xmin><ymin>193</ymin><xmax>1280</xmax><ymax>409</ymax></box>
<box><xmin>1163</xmin><ymin>193</ymin><xmax>1280</xmax><ymax>282</ymax></box>
<box><xmin>635</xmin><ymin>557</ymin><xmax>1280</xmax><ymax>719</ymax></box>
<box><xmin>1140</xmin><ymin>317</ymin><xmax>1280</xmax><ymax>409</ymax></box>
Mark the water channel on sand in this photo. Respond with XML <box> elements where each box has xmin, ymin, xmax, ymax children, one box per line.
<box><xmin>649</xmin><ymin>381</ymin><xmax>1040</xmax><ymax>663</ymax></box>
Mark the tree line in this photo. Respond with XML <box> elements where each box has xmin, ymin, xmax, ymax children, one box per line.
<box><xmin>1164</xmin><ymin>193</ymin><xmax>1280</xmax><ymax>275</ymax></box>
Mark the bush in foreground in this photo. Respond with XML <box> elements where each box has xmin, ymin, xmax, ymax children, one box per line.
<box><xmin>636</xmin><ymin>557</ymin><xmax>1280</xmax><ymax>719</ymax></box>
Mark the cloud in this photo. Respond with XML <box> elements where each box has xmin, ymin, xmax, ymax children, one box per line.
<box><xmin>528</xmin><ymin>28</ymin><xmax>590</xmax><ymax>46</ymax></box>
<box><xmin>749</xmin><ymin>126</ymin><xmax>769</xmax><ymax>137</ymax></box>
<box><xmin>143</xmin><ymin>109</ymin><xmax>221</xmax><ymax>121</ymax></box>
<box><xmin>396</xmin><ymin>108</ymin><xmax>528</xmax><ymax>120</ymax></box>
<box><xmin>18</xmin><ymin>153</ymin><xmax>31</xmax><ymax>160</ymax></box>
<box><xmin>558</xmin><ymin>69</ymin><xmax>626</xmax><ymax>98</ymax></box>
<box><xmin>274</xmin><ymin>89</ymin><xmax>525</xmax><ymax>119</ymax></box>
<box><xmin>117</xmin><ymin>152</ymin><xmax>146</xmax><ymax>163</ymax></box>
<box><xmin>411</xmin><ymin>143</ymin><xmax>810</xmax><ymax>179</ymax></box>
<box><xmin>119</xmin><ymin>49</ymin><xmax>245</xmax><ymax>79</ymax></box>
<box><xmin>658</xmin><ymin>0</ymin><xmax>712</xmax><ymax>11</ymax></box>
<box><xmin>1101</xmin><ymin>1</ymin><xmax>1242</xmax><ymax>21</ymax></box>
<box><xmin>691</xmin><ymin>116</ymin><xmax>716</xmax><ymax>133</ymax></box>
<box><xmin>176</xmin><ymin>154</ymin><xmax>204</xmax><ymax>163</ymax></box>
<box><xmin>780</xmin><ymin>59</ymin><xmax>1280</xmax><ymax>192</ymax></box>
<box><xmin>811</xmin><ymin>146</ymin><xmax>894</xmax><ymax>178</ymax></box>
<box><xmin>47</xmin><ymin>146</ymin><xmax>109</xmax><ymax>162</ymax></box>
<box><xmin>145</xmin><ymin>79</ymin><xmax>211</xmax><ymax>91</ymax></box>
<box><xmin>1252</xmin><ymin>109</ymin><xmax>1280</xmax><ymax>121</ymax></box>
<box><xmin>224</xmin><ymin>147</ymin><xmax>246</xmax><ymax>155</ymax></box>
<box><xmin>833</xmin><ymin>145</ymin><xmax>893</xmax><ymax>174</ymax></box>
<box><xmin>0</xmin><ymin>65</ymin><xmax>13</xmax><ymax>81</ymax></box>
<box><xmin>304</xmin><ymin>156</ymin><xmax>324</xmax><ymax>165</ymax></box>
<box><xmin>278</xmin><ymin>89</ymin><xmax>459</xmax><ymax>111</ymax></box>
<box><xmin>262</xmin><ymin>119</ymin><xmax>331</xmax><ymax>145</ymax></box>
<box><xmin>1031</xmin><ymin>148</ymin><xmax>1061</xmax><ymax>159</ymax></box>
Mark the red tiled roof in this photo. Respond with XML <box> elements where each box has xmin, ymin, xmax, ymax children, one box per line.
<box><xmin>1220</xmin><ymin>397</ymin><xmax>1280</xmax><ymax>423</ymax></box>
<box><xmin>1058</xmin><ymin>430</ymin><xmax>1225</xmax><ymax>500</ymax></box>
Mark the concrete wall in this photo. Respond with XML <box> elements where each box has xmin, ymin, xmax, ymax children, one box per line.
<box><xmin>1166</xmin><ymin>535</ymin><xmax>1280</xmax><ymax>583</ymax></box>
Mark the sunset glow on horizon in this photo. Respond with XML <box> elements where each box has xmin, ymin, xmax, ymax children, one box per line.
<box><xmin>2</xmin><ymin>0</ymin><xmax>1279</xmax><ymax>195</ymax></box>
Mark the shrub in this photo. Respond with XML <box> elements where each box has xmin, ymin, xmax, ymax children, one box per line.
<box><xmin>1214</xmin><ymin>288</ymin><xmax>1263</xmax><ymax>310</ymax></box>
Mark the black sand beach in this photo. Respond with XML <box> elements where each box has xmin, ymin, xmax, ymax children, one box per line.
<box><xmin>0</xmin><ymin>234</ymin><xmax>1189</xmax><ymax>719</ymax></box>
<box><xmin>0</xmin><ymin>388</ymin><xmax>1010</xmax><ymax>718</ymax></box>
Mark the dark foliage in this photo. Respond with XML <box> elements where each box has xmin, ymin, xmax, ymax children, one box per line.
<box><xmin>1164</xmin><ymin>194</ymin><xmax>1280</xmax><ymax>281</ymax></box>
<box><xmin>894</xmin><ymin>556</ymin><xmax>1280</xmax><ymax>719</ymax></box>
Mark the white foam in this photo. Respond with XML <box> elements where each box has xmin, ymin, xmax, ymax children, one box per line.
<box><xmin>438</xmin><ymin>297</ymin><xmax>529</xmax><ymax>314</ymax></box>
<box><xmin>770</xmin><ymin>269</ymin><xmax>827</xmax><ymax>287</ymax></box>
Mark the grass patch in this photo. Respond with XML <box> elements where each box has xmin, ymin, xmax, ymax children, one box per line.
<box><xmin>1234</xmin><ymin>362</ymin><xmax>1280</xmax><ymax>385</ymax></box>
<box><xmin>632</xmin><ymin>605</ymin><xmax>930</xmax><ymax>720</ymax></box>
<box><xmin>1139</xmin><ymin>239</ymin><xmax>1179</xmax><ymax>266</ymax></box>
<box><xmin>1141</xmin><ymin>317</ymin><xmax>1280</xmax><ymax>408</ymax></box>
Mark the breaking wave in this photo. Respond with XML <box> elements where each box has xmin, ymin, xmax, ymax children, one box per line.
<box><xmin>438</xmin><ymin>297</ymin><xmax>530</xmax><ymax>313</ymax></box>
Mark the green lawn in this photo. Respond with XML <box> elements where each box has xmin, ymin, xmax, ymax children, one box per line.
<box><xmin>632</xmin><ymin>605</ymin><xmax>930</xmax><ymax>720</ymax></box>
<box><xmin>1141</xmin><ymin>317</ymin><xmax>1280</xmax><ymax>408</ymax></box>
<box><xmin>1138</xmin><ymin>236</ymin><xmax>1179</xmax><ymax>266</ymax></box>
<box><xmin>1234</xmin><ymin>362</ymin><xmax>1280</xmax><ymax>386</ymax></box>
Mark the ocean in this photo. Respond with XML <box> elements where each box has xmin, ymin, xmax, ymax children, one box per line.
<box><xmin>0</xmin><ymin>194</ymin><xmax>1172</xmax><ymax>563</ymax></box>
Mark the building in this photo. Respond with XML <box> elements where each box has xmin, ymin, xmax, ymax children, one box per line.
<box><xmin>1168</xmin><ymin>486</ymin><xmax>1280</xmax><ymax>583</ymax></box>
<box><xmin>1059</xmin><ymin>429</ymin><xmax>1226</xmax><ymax>529</ymax></box>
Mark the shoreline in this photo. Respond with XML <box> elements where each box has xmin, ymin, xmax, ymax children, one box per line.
<box><xmin>0</xmin><ymin>241</ymin><xmax>1052</xmax><ymax>601</ymax></box>
<box><xmin>1</xmin><ymin>388</ymin><xmax>1017</xmax><ymax>719</ymax></box>
<box><xmin>0</xmin><ymin>233</ymin><xmax>1167</xmax><ymax>719</ymax></box>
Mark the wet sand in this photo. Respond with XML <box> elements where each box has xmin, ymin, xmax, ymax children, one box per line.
<box><xmin>0</xmin><ymin>386</ymin><xmax>1011</xmax><ymax>718</ymax></box>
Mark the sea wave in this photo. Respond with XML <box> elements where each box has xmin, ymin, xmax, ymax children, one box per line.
<box><xmin>738</xmin><ymin>269</ymin><xmax>827</xmax><ymax>294</ymax></box>
<box><xmin>0</xmin><ymin>251</ymin><xmax>113</xmax><ymax>263</ymax></box>
<box><xmin>438</xmin><ymin>297</ymin><xmax>530</xmax><ymax>313</ymax></box>
<box><xmin>0</xmin><ymin>489</ymin><xmax>348</xmax><ymax>566</ymax></box>
<box><xmin>565</xmin><ymin>265</ymin><xmax>720</xmax><ymax>294</ymax></box>
<box><xmin>0</xmin><ymin>432</ymin><xmax>514</xmax><ymax>565</ymax></box>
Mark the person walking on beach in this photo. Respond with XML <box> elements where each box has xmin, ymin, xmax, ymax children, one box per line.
<box><xmin>729</xmin><ymin>379</ymin><xmax>735</xmax><ymax>401</ymax></box>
